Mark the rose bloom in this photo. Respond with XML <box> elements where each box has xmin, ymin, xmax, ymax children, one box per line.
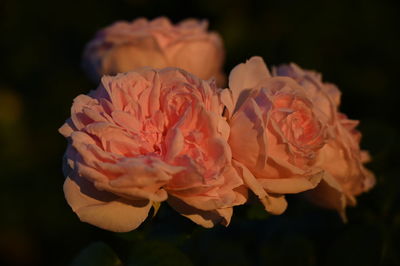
<box><xmin>273</xmin><ymin>63</ymin><xmax>340</xmax><ymax>129</ymax></box>
<box><xmin>220</xmin><ymin>57</ymin><xmax>328</xmax><ymax>214</ymax></box>
<box><xmin>82</xmin><ymin>17</ymin><xmax>225</xmax><ymax>86</ymax></box>
<box><xmin>273</xmin><ymin>63</ymin><xmax>375</xmax><ymax>218</ymax></box>
<box><xmin>59</xmin><ymin>67</ymin><xmax>246</xmax><ymax>232</ymax></box>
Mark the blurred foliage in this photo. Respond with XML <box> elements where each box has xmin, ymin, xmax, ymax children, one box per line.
<box><xmin>0</xmin><ymin>0</ymin><xmax>399</xmax><ymax>265</ymax></box>
<box><xmin>70</xmin><ymin>242</ymin><xmax>122</xmax><ymax>266</ymax></box>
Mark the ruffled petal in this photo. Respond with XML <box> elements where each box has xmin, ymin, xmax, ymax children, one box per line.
<box><xmin>233</xmin><ymin>160</ymin><xmax>287</xmax><ymax>215</ymax></box>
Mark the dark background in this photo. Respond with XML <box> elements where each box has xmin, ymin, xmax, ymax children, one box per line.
<box><xmin>1</xmin><ymin>0</ymin><xmax>399</xmax><ymax>265</ymax></box>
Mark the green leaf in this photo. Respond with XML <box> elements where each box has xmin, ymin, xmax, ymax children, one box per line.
<box><xmin>70</xmin><ymin>242</ymin><xmax>122</xmax><ymax>266</ymax></box>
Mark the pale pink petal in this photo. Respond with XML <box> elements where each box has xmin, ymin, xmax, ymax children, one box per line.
<box><xmin>262</xmin><ymin>194</ymin><xmax>288</xmax><ymax>215</ymax></box>
<box><xmin>362</xmin><ymin>167</ymin><xmax>376</xmax><ymax>192</ymax></box>
<box><xmin>360</xmin><ymin>150</ymin><xmax>372</xmax><ymax>164</ymax></box>
<box><xmin>229</xmin><ymin>102</ymin><xmax>264</xmax><ymax>168</ymax></box>
<box><xmin>76</xmin><ymin>162</ymin><xmax>110</xmax><ymax>184</ymax></box>
<box><xmin>59</xmin><ymin>119</ymin><xmax>75</xmax><ymax>137</ymax></box>
<box><xmin>167</xmin><ymin>164</ymin><xmax>245</xmax><ymax>211</ymax></box>
<box><xmin>215</xmin><ymin>207</ymin><xmax>234</xmax><ymax>226</ymax></box>
<box><xmin>111</xmin><ymin>111</ymin><xmax>142</xmax><ymax>132</ymax></box>
<box><xmin>170</xmin><ymin>40</ymin><xmax>223</xmax><ymax>82</ymax></box>
<box><xmin>216</xmin><ymin>114</ymin><xmax>231</xmax><ymax>141</ymax></box>
<box><xmin>164</xmin><ymin>127</ymin><xmax>184</xmax><ymax>162</ymax></box>
<box><xmin>228</xmin><ymin>56</ymin><xmax>271</xmax><ymax>108</ymax></box>
<box><xmin>258</xmin><ymin>170</ymin><xmax>323</xmax><ymax>194</ymax></box>
<box><xmin>232</xmin><ymin>185</ymin><xmax>249</xmax><ymax>206</ymax></box>
<box><xmin>102</xmin><ymin>38</ymin><xmax>168</xmax><ymax>76</ymax></box>
<box><xmin>64</xmin><ymin>177</ymin><xmax>151</xmax><ymax>232</ymax></box>
<box><xmin>219</xmin><ymin>89</ymin><xmax>235</xmax><ymax>118</ymax></box>
<box><xmin>70</xmin><ymin>95</ymin><xmax>99</xmax><ymax>130</ymax></box>
<box><xmin>233</xmin><ymin>160</ymin><xmax>287</xmax><ymax>215</ymax></box>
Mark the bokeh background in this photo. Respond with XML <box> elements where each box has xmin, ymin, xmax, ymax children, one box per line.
<box><xmin>1</xmin><ymin>0</ymin><xmax>399</xmax><ymax>265</ymax></box>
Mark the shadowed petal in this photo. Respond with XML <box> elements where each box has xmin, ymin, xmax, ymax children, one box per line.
<box><xmin>64</xmin><ymin>177</ymin><xmax>151</xmax><ymax>232</ymax></box>
<box><xmin>168</xmin><ymin>196</ymin><xmax>233</xmax><ymax>228</ymax></box>
<box><xmin>233</xmin><ymin>160</ymin><xmax>287</xmax><ymax>215</ymax></box>
<box><xmin>304</xmin><ymin>172</ymin><xmax>347</xmax><ymax>221</ymax></box>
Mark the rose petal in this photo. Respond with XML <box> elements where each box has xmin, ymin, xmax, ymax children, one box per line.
<box><xmin>164</xmin><ymin>127</ymin><xmax>184</xmax><ymax>162</ymax></box>
<box><xmin>64</xmin><ymin>176</ymin><xmax>151</xmax><ymax>232</ymax></box>
<box><xmin>102</xmin><ymin>38</ymin><xmax>168</xmax><ymax>76</ymax></box>
<box><xmin>228</xmin><ymin>56</ymin><xmax>271</xmax><ymax>110</ymax></box>
<box><xmin>229</xmin><ymin>101</ymin><xmax>265</xmax><ymax>168</ymax></box>
<box><xmin>173</xmin><ymin>166</ymin><xmax>244</xmax><ymax>211</ymax></box>
<box><xmin>233</xmin><ymin>160</ymin><xmax>287</xmax><ymax>215</ymax></box>
<box><xmin>168</xmin><ymin>196</ymin><xmax>232</xmax><ymax>228</ymax></box>
<box><xmin>59</xmin><ymin>118</ymin><xmax>76</xmax><ymax>137</ymax></box>
<box><xmin>304</xmin><ymin>172</ymin><xmax>347</xmax><ymax>221</ymax></box>
<box><xmin>170</xmin><ymin>40</ymin><xmax>222</xmax><ymax>81</ymax></box>
<box><xmin>219</xmin><ymin>89</ymin><xmax>235</xmax><ymax>118</ymax></box>
<box><xmin>258</xmin><ymin>170</ymin><xmax>323</xmax><ymax>194</ymax></box>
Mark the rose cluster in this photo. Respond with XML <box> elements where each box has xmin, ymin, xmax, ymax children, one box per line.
<box><xmin>60</xmin><ymin>17</ymin><xmax>375</xmax><ymax>232</ymax></box>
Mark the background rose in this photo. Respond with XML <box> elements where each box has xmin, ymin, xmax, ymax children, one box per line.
<box><xmin>82</xmin><ymin>17</ymin><xmax>225</xmax><ymax>86</ymax></box>
<box><xmin>59</xmin><ymin>67</ymin><xmax>245</xmax><ymax>232</ymax></box>
<box><xmin>273</xmin><ymin>63</ymin><xmax>376</xmax><ymax>218</ymax></box>
<box><xmin>221</xmin><ymin>57</ymin><xmax>328</xmax><ymax>215</ymax></box>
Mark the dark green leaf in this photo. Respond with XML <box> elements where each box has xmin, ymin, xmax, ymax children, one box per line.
<box><xmin>70</xmin><ymin>242</ymin><xmax>122</xmax><ymax>266</ymax></box>
<box><xmin>126</xmin><ymin>240</ymin><xmax>193</xmax><ymax>266</ymax></box>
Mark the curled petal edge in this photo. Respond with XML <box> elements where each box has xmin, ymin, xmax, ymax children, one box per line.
<box><xmin>168</xmin><ymin>196</ymin><xmax>233</xmax><ymax>228</ymax></box>
<box><xmin>64</xmin><ymin>176</ymin><xmax>151</xmax><ymax>232</ymax></box>
<box><xmin>228</xmin><ymin>56</ymin><xmax>271</xmax><ymax>113</ymax></box>
<box><xmin>304</xmin><ymin>172</ymin><xmax>348</xmax><ymax>222</ymax></box>
<box><xmin>258</xmin><ymin>170</ymin><xmax>324</xmax><ymax>194</ymax></box>
<box><xmin>232</xmin><ymin>160</ymin><xmax>287</xmax><ymax>215</ymax></box>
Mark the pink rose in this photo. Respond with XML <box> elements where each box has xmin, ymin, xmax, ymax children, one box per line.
<box><xmin>221</xmin><ymin>57</ymin><xmax>328</xmax><ymax>215</ymax></box>
<box><xmin>83</xmin><ymin>17</ymin><xmax>225</xmax><ymax>86</ymax></box>
<box><xmin>273</xmin><ymin>63</ymin><xmax>375</xmax><ymax>218</ymax></box>
<box><xmin>59</xmin><ymin>67</ymin><xmax>246</xmax><ymax>232</ymax></box>
<box><xmin>273</xmin><ymin>63</ymin><xmax>341</xmax><ymax>132</ymax></box>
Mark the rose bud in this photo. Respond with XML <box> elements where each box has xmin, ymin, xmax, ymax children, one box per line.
<box><xmin>59</xmin><ymin>67</ymin><xmax>246</xmax><ymax>232</ymax></box>
<box><xmin>82</xmin><ymin>17</ymin><xmax>225</xmax><ymax>86</ymax></box>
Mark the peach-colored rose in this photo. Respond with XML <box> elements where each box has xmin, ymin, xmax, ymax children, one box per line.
<box><xmin>273</xmin><ymin>63</ymin><xmax>375</xmax><ymax>218</ymax></box>
<box><xmin>59</xmin><ymin>67</ymin><xmax>245</xmax><ymax>232</ymax></box>
<box><xmin>273</xmin><ymin>63</ymin><xmax>341</xmax><ymax>134</ymax></box>
<box><xmin>82</xmin><ymin>17</ymin><xmax>225</xmax><ymax>86</ymax></box>
<box><xmin>220</xmin><ymin>57</ymin><xmax>328</xmax><ymax>215</ymax></box>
